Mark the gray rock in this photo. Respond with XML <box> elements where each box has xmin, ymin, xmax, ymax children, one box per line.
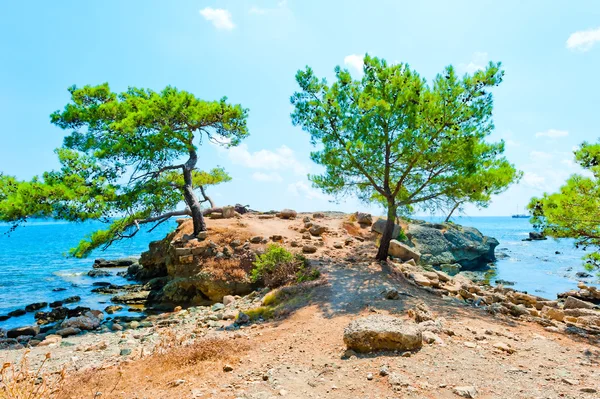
<box><xmin>309</xmin><ymin>224</ymin><xmax>327</xmax><ymax>236</ymax></box>
<box><xmin>56</xmin><ymin>327</ymin><xmax>81</xmax><ymax>337</ymax></box>
<box><xmin>406</xmin><ymin>222</ymin><xmax>498</xmax><ymax>269</ymax></box>
<box><xmin>120</xmin><ymin>348</ymin><xmax>132</xmax><ymax>356</ymax></box>
<box><xmin>250</xmin><ymin>236</ymin><xmax>263</xmax><ymax>244</ymax></box>
<box><xmin>564</xmin><ymin>296</ymin><xmax>595</xmax><ymax>310</ymax></box>
<box><xmin>7</xmin><ymin>325</ymin><xmax>40</xmax><ymax>339</ymax></box>
<box><xmin>371</xmin><ymin>219</ymin><xmax>401</xmax><ymax>238</ymax></box>
<box><xmin>278</xmin><ymin>209</ymin><xmax>297</xmax><ymax>219</ymax></box>
<box><xmin>453</xmin><ymin>386</ymin><xmax>477</xmax><ymax>398</ymax></box>
<box><xmin>528</xmin><ymin>232</ymin><xmax>547</xmax><ymax>241</ymax></box>
<box><xmin>355</xmin><ymin>212</ymin><xmax>373</xmax><ymax>226</ymax></box>
<box><xmin>223</xmin><ymin>295</ymin><xmax>236</xmax><ymax>306</ymax></box>
<box><xmin>88</xmin><ymin>270</ymin><xmax>112</xmax><ymax>278</ymax></box>
<box><xmin>388</xmin><ymin>240</ymin><xmax>421</xmax><ymax>263</ymax></box>
<box><xmin>211</xmin><ymin>303</ymin><xmax>225</xmax><ymax>311</ymax></box>
<box><xmin>302</xmin><ymin>245</ymin><xmax>318</xmax><ymax>254</ymax></box>
<box><xmin>93</xmin><ymin>257</ymin><xmax>138</xmax><ymax>268</ymax></box>
<box><xmin>25</xmin><ymin>302</ymin><xmax>48</xmax><ymax>312</ymax></box>
<box><xmin>60</xmin><ymin>312</ymin><xmax>101</xmax><ymax>331</ymax></box>
<box><xmin>236</xmin><ymin>312</ymin><xmax>250</xmax><ymax>325</ymax></box>
<box><xmin>343</xmin><ymin>315</ymin><xmax>422</xmax><ymax>353</ymax></box>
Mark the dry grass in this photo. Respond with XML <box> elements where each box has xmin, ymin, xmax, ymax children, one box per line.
<box><xmin>206</xmin><ymin>226</ymin><xmax>252</xmax><ymax>246</ymax></box>
<box><xmin>1</xmin><ymin>351</ymin><xmax>65</xmax><ymax>399</ymax></box>
<box><xmin>202</xmin><ymin>257</ymin><xmax>252</xmax><ymax>282</ymax></box>
<box><xmin>60</xmin><ymin>332</ymin><xmax>248</xmax><ymax>399</ymax></box>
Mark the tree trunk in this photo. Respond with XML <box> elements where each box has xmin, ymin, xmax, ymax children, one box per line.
<box><xmin>445</xmin><ymin>202</ymin><xmax>460</xmax><ymax>223</ymax></box>
<box><xmin>182</xmin><ymin>148</ymin><xmax>206</xmax><ymax>235</ymax></box>
<box><xmin>375</xmin><ymin>202</ymin><xmax>398</xmax><ymax>261</ymax></box>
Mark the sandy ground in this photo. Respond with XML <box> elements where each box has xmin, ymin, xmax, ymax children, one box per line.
<box><xmin>2</xmin><ymin>213</ymin><xmax>600</xmax><ymax>398</ymax></box>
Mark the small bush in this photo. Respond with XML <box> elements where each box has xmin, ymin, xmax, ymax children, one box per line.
<box><xmin>251</xmin><ymin>245</ymin><xmax>319</xmax><ymax>288</ymax></box>
<box><xmin>243</xmin><ymin>306</ymin><xmax>275</xmax><ymax>321</ymax></box>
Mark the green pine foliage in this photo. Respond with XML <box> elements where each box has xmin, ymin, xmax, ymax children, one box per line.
<box><xmin>529</xmin><ymin>142</ymin><xmax>600</xmax><ymax>272</ymax></box>
<box><xmin>291</xmin><ymin>54</ymin><xmax>520</xmax><ymax>259</ymax></box>
<box><xmin>0</xmin><ymin>84</ymin><xmax>248</xmax><ymax>257</ymax></box>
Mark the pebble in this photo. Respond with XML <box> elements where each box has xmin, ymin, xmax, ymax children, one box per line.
<box><xmin>367</xmin><ymin>373</ymin><xmax>374</xmax><ymax>381</ymax></box>
<box><xmin>120</xmin><ymin>348</ymin><xmax>132</xmax><ymax>356</ymax></box>
<box><xmin>453</xmin><ymin>385</ymin><xmax>478</xmax><ymax>398</ymax></box>
<box><xmin>223</xmin><ymin>364</ymin><xmax>234</xmax><ymax>372</ymax></box>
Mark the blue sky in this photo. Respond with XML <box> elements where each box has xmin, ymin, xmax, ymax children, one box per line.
<box><xmin>1</xmin><ymin>1</ymin><xmax>599</xmax><ymax>216</ymax></box>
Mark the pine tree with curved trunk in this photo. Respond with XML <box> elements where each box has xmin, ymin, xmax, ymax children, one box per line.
<box><xmin>291</xmin><ymin>55</ymin><xmax>519</xmax><ymax>261</ymax></box>
<box><xmin>0</xmin><ymin>84</ymin><xmax>248</xmax><ymax>257</ymax></box>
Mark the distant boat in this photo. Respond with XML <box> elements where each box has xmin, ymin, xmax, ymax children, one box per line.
<box><xmin>511</xmin><ymin>204</ymin><xmax>530</xmax><ymax>219</ymax></box>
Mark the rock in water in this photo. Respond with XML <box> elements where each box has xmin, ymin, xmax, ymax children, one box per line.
<box><xmin>93</xmin><ymin>257</ymin><xmax>138</xmax><ymax>268</ymax></box>
<box><xmin>388</xmin><ymin>240</ymin><xmax>421</xmax><ymax>263</ymax></box>
<box><xmin>343</xmin><ymin>315</ymin><xmax>422</xmax><ymax>353</ymax></box>
<box><xmin>405</xmin><ymin>222</ymin><xmax>498</xmax><ymax>269</ymax></box>
<box><xmin>528</xmin><ymin>231</ymin><xmax>547</xmax><ymax>241</ymax></box>
<box><xmin>7</xmin><ymin>325</ymin><xmax>40</xmax><ymax>339</ymax></box>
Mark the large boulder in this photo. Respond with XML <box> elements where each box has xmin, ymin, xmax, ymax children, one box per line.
<box><xmin>405</xmin><ymin>222</ymin><xmax>498</xmax><ymax>269</ymax></box>
<box><xmin>278</xmin><ymin>209</ymin><xmax>298</xmax><ymax>219</ymax></box>
<box><xmin>371</xmin><ymin>219</ymin><xmax>401</xmax><ymax>238</ymax></box>
<box><xmin>388</xmin><ymin>240</ymin><xmax>421</xmax><ymax>263</ymax></box>
<box><xmin>7</xmin><ymin>325</ymin><xmax>40</xmax><ymax>339</ymax></box>
<box><xmin>355</xmin><ymin>212</ymin><xmax>373</xmax><ymax>226</ymax></box>
<box><xmin>60</xmin><ymin>311</ymin><xmax>102</xmax><ymax>331</ymax></box>
<box><xmin>343</xmin><ymin>315</ymin><xmax>422</xmax><ymax>353</ymax></box>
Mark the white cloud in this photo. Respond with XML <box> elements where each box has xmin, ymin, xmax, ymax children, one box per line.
<box><xmin>535</xmin><ymin>129</ymin><xmax>569</xmax><ymax>138</ymax></box>
<box><xmin>250</xmin><ymin>0</ymin><xmax>288</xmax><ymax>15</ymax></box>
<box><xmin>227</xmin><ymin>144</ymin><xmax>308</xmax><ymax>175</ymax></box>
<box><xmin>458</xmin><ymin>52</ymin><xmax>489</xmax><ymax>74</ymax></box>
<box><xmin>566</xmin><ymin>27</ymin><xmax>600</xmax><ymax>52</ymax></box>
<box><xmin>252</xmin><ymin>172</ymin><xmax>283</xmax><ymax>182</ymax></box>
<box><xmin>199</xmin><ymin>7</ymin><xmax>235</xmax><ymax>30</ymax></box>
<box><xmin>344</xmin><ymin>54</ymin><xmax>365</xmax><ymax>74</ymax></box>
<box><xmin>529</xmin><ymin>150</ymin><xmax>553</xmax><ymax>161</ymax></box>
<box><xmin>522</xmin><ymin>172</ymin><xmax>546</xmax><ymax>190</ymax></box>
<box><xmin>287</xmin><ymin>181</ymin><xmax>330</xmax><ymax>200</ymax></box>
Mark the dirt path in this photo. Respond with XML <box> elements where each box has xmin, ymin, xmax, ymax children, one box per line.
<box><xmin>59</xmin><ymin>250</ymin><xmax>600</xmax><ymax>398</ymax></box>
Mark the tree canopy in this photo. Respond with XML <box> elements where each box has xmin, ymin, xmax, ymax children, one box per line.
<box><xmin>0</xmin><ymin>84</ymin><xmax>248</xmax><ymax>257</ymax></box>
<box><xmin>529</xmin><ymin>142</ymin><xmax>600</xmax><ymax>272</ymax></box>
<box><xmin>291</xmin><ymin>55</ymin><xmax>520</xmax><ymax>260</ymax></box>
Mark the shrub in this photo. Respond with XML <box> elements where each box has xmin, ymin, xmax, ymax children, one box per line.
<box><xmin>251</xmin><ymin>245</ymin><xmax>320</xmax><ymax>288</ymax></box>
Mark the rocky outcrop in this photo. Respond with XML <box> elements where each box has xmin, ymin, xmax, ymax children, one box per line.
<box><xmin>344</xmin><ymin>315</ymin><xmax>422</xmax><ymax>353</ymax></box>
<box><xmin>130</xmin><ymin>219</ymin><xmax>261</xmax><ymax>308</ymax></box>
<box><xmin>405</xmin><ymin>222</ymin><xmax>498</xmax><ymax>270</ymax></box>
<box><xmin>93</xmin><ymin>257</ymin><xmax>139</xmax><ymax>268</ymax></box>
<box><xmin>388</xmin><ymin>240</ymin><xmax>421</xmax><ymax>263</ymax></box>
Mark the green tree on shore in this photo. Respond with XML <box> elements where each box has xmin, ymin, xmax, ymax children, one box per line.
<box><xmin>0</xmin><ymin>84</ymin><xmax>248</xmax><ymax>257</ymax></box>
<box><xmin>529</xmin><ymin>142</ymin><xmax>600</xmax><ymax>272</ymax></box>
<box><xmin>291</xmin><ymin>55</ymin><xmax>519</xmax><ymax>260</ymax></box>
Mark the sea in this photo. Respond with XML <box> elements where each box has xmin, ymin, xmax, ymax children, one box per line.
<box><xmin>0</xmin><ymin>216</ymin><xmax>598</xmax><ymax>330</ymax></box>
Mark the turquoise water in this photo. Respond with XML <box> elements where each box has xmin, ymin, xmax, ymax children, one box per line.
<box><xmin>0</xmin><ymin>217</ymin><xmax>598</xmax><ymax>330</ymax></box>
<box><xmin>0</xmin><ymin>219</ymin><xmax>177</xmax><ymax>330</ymax></box>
